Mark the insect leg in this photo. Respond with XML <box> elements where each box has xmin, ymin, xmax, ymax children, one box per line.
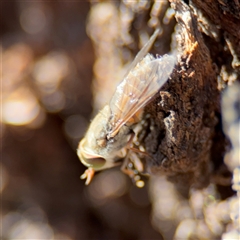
<box><xmin>80</xmin><ymin>168</ymin><xmax>95</xmax><ymax>185</ymax></box>
<box><xmin>121</xmin><ymin>152</ymin><xmax>145</xmax><ymax>188</ymax></box>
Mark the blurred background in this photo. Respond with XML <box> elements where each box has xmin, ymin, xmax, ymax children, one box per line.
<box><xmin>1</xmin><ymin>1</ymin><xmax>164</xmax><ymax>239</ymax></box>
<box><xmin>1</xmin><ymin>1</ymin><xmax>238</xmax><ymax>240</ymax></box>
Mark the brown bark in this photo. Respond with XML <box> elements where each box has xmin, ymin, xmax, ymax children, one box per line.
<box><xmin>88</xmin><ymin>0</ymin><xmax>239</xmax><ymax>195</ymax></box>
<box><xmin>86</xmin><ymin>1</ymin><xmax>240</xmax><ymax>238</ymax></box>
<box><xmin>136</xmin><ymin>0</ymin><xmax>239</xmax><ymax>195</ymax></box>
<box><xmin>145</xmin><ymin>1</ymin><xmax>220</xmax><ymax>193</ymax></box>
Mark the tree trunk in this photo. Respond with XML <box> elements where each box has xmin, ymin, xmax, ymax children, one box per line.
<box><xmin>88</xmin><ymin>0</ymin><xmax>239</xmax><ymax>239</ymax></box>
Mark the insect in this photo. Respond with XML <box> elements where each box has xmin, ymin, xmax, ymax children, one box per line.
<box><xmin>77</xmin><ymin>29</ymin><xmax>176</xmax><ymax>185</ymax></box>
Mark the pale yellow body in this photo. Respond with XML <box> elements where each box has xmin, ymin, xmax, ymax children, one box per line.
<box><xmin>77</xmin><ymin>105</ymin><xmax>131</xmax><ymax>170</ymax></box>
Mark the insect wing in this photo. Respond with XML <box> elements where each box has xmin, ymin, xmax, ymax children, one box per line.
<box><xmin>123</xmin><ymin>29</ymin><xmax>160</xmax><ymax>78</ymax></box>
<box><xmin>109</xmin><ymin>54</ymin><xmax>176</xmax><ymax>137</ymax></box>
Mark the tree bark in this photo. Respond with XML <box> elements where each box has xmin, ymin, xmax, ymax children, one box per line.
<box><xmin>88</xmin><ymin>0</ymin><xmax>239</xmax><ymax>238</ymax></box>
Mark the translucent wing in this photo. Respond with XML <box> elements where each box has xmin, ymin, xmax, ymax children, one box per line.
<box><xmin>108</xmin><ymin>54</ymin><xmax>176</xmax><ymax>138</ymax></box>
<box><xmin>123</xmin><ymin>29</ymin><xmax>160</xmax><ymax>78</ymax></box>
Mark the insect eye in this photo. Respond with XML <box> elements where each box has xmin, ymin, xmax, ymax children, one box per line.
<box><xmin>86</xmin><ymin>157</ymin><xmax>106</xmax><ymax>169</ymax></box>
<box><xmin>97</xmin><ymin>138</ymin><xmax>107</xmax><ymax>147</ymax></box>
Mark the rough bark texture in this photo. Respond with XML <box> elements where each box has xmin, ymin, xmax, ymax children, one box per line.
<box><xmin>87</xmin><ymin>0</ymin><xmax>239</xmax><ymax>238</ymax></box>
<box><xmin>145</xmin><ymin>1</ymin><xmax>220</xmax><ymax>193</ymax></box>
